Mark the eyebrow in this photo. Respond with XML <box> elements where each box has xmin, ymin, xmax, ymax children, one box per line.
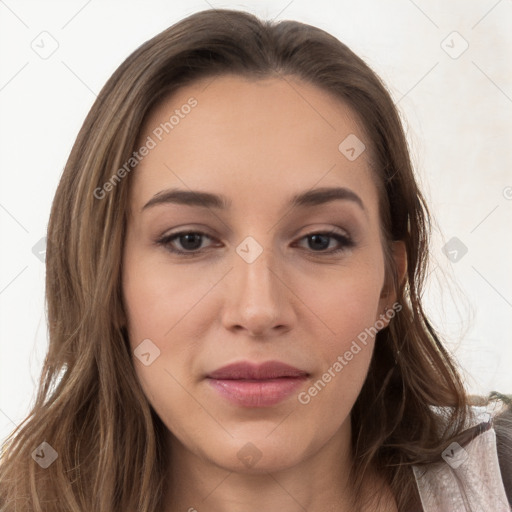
<box><xmin>141</xmin><ymin>186</ymin><xmax>366</xmax><ymax>213</ymax></box>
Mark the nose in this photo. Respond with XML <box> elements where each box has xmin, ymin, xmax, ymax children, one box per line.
<box><xmin>221</xmin><ymin>244</ymin><xmax>295</xmax><ymax>338</ymax></box>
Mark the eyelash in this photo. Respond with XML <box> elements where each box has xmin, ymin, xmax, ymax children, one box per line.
<box><xmin>156</xmin><ymin>229</ymin><xmax>355</xmax><ymax>257</ymax></box>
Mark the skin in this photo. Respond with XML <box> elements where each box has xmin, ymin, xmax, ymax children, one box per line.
<box><xmin>122</xmin><ymin>74</ymin><xmax>407</xmax><ymax>511</ymax></box>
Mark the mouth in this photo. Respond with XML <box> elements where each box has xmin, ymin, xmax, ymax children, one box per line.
<box><xmin>206</xmin><ymin>361</ymin><xmax>309</xmax><ymax>407</ymax></box>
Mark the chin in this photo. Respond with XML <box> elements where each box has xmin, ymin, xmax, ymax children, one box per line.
<box><xmin>199</xmin><ymin>430</ymin><xmax>314</xmax><ymax>474</ymax></box>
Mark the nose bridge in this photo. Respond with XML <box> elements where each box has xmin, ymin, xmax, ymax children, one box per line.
<box><xmin>223</xmin><ymin>235</ymin><xmax>292</xmax><ymax>336</ymax></box>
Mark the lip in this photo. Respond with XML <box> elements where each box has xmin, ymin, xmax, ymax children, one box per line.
<box><xmin>206</xmin><ymin>361</ymin><xmax>309</xmax><ymax>407</ymax></box>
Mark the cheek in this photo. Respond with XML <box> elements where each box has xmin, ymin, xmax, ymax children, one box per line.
<box><xmin>295</xmin><ymin>263</ymin><xmax>384</xmax><ymax>345</ymax></box>
<box><xmin>122</xmin><ymin>250</ymin><xmax>220</xmax><ymax>350</ymax></box>
<box><xmin>121</xmin><ymin>247</ymin><xmax>190</xmax><ymax>397</ymax></box>
<box><xmin>123</xmin><ymin>260</ymin><xmax>203</xmax><ymax>436</ymax></box>
<box><xmin>292</xmin><ymin>268</ymin><xmax>383</xmax><ymax>411</ymax></box>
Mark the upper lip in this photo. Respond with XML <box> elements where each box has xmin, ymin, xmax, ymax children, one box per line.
<box><xmin>207</xmin><ymin>361</ymin><xmax>309</xmax><ymax>380</ymax></box>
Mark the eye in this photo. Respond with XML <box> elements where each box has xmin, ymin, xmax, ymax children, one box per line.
<box><xmin>156</xmin><ymin>229</ymin><xmax>354</xmax><ymax>256</ymax></box>
<box><xmin>295</xmin><ymin>230</ymin><xmax>355</xmax><ymax>254</ymax></box>
<box><xmin>156</xmin><ymin>231</ymin><xmax>217</xmax><ymax>256</ymax></box>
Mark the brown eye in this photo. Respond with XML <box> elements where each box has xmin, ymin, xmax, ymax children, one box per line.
<box><xmin>157</xmin><ymin>231</ymin><xmax>215</xmax><ymax>255</ymax></box>
<box><xmin>297</xmin><ymin>231</ymin><xmax>355</xmax><ymax>254</ymax></box>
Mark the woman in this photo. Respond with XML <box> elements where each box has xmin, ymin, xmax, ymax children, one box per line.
<box><xmin>1</xmin><ymin>8</ymin><xmax>510</xmax><ymax>512</ymax></box>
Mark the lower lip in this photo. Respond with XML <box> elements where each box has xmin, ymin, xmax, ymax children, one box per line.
<box><xmin>207</xmin><ymin>377</ymin><xmax>307</xmax><ymax>407</ymax></box>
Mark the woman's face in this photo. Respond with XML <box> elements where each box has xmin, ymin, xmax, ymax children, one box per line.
<box><xmin>122</xmin><ymin>74</ymin><xmax>405</xmax><ymax>473</ymax></box>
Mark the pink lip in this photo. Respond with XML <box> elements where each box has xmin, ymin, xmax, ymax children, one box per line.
<box><xmin>206</xmin><ymin>361</ymin><xmax>309</xmax><ymax>407</ymax></box>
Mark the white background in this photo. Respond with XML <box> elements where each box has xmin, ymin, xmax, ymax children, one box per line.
<box><xmin>1</xmin><ymin>0</ymin><xmax>511</xmax><ymax>445</ymax></box>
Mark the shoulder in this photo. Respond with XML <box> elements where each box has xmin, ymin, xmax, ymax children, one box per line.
<box><xmin>493</xmin><ymin>395</ymin><xmax>512</xmax><ymax>508</ymax></box>
<box><xmin>412</xmin><ymin>395</ymin><xmax>512</xmax><ymax>511</ymax></box>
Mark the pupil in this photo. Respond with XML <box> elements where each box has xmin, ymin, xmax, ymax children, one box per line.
<box><xmin>181</xmin><ymin>233</ymin><xmax>202</xmax><ymax>250</ymax></box>
<box><xmin>309</xmin><ymin>234</ymin><xmax>329</xmax><ymax>250</ymax></box>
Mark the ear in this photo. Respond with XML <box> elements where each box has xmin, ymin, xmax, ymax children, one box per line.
<box><xmin>376</xmin><ymin>240</ymin><xmax>407</xmax><ymax>328</ymax></box>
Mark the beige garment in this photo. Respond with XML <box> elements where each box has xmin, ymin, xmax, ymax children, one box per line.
<box><xmin>412</xmin><ymin>405</ymin><xmax>510</xmax><ymax>512</ymax></box>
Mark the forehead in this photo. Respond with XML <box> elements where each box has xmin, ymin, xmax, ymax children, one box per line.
<box><xmin>130</xmin><ymin>74</ymin><xmax>379</xmax><ymax>217</ymax></box>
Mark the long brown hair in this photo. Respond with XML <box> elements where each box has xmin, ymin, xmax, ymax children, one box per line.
<box><xmin>0</xmin><ymin>8</ymin><xmax>509</xmax><ymax>511</ymax></box>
